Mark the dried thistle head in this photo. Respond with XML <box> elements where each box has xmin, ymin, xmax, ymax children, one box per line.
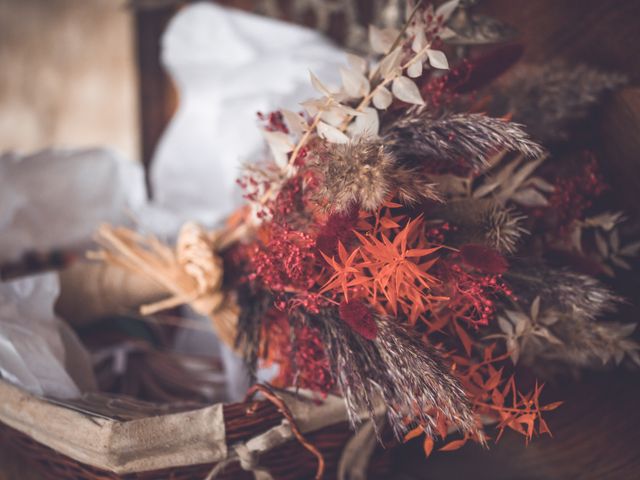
<box><xmin>431</xmin><ymin>199</ymin><xmax>527</xmax><ymax>253</ymax></box>
<box><xmin>311</xmin><ymin>139</ymin><xmax>392</xmax><ymax>213</ymax></box>
<box><xmin>484</xmin><ymin>204</ymin><xmax>528</xmax><ymax>254</ymax></box>
<box><xmin>310</xmin><ymin>139</ymin><xmax>439</xmax><ymax>213</ymax></box>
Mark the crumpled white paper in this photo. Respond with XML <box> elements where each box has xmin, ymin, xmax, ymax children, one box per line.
<box><xmin>151</xmin><ymin>2</ymin><xmax>345</xmax><ymax>227</ymax></box>
<box><xmin>154</xmin><ymin>3</ymin><xmax>348</xmax><ymax>400</ymax></box>
<box><xmin>0</xmin><ymin>273</ymin><xmax>95</xmax><ymax>398</ymax></box>
<box><xmin>0</xmin><ymin>148</ymin><xmax>145</xmax><ymax>263</ymax></box>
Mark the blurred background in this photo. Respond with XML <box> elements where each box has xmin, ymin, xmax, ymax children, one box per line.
<box><xmin>1</xmin><ymin>0</ymin><xmax>638</xmax><ymax>204</ymax></box>
<box><xmin>0</xmin><ymin>0</ymin><xmax>139</xmax><ymax>160</ymax></box>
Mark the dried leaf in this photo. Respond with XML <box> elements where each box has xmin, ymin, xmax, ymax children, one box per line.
<box><xmin>436</xmin><ymin>0</ymin><xmax>460</xmax><ymax>22</ymax></box>
<box><xmin>506</xmin><ymin>310</ymin><xmax>529</xmax><ymax>336</ymax></box>
<box><xmin>620</xmin><ymin>241</ymin><xmax>640</xmax><ymax>256</ymax></box>
<box><xmin>379</xmin><ymin>47</ymin><xmax>403</xmax><ymax>80</ymax></box>
<box><xmin>610</xmin><ymin>228</ymin><xmax>620</xmax><ymax>252</ymax></box>
<box><xmin>340</xmin><ymin>67</ymin><xmax>370</xmax><ymax>98</ymax></box>
<box><xmin>511</xmin><ymin>188</ymin><xmax>549</xmax><ymax>207</ymax></box>
<box><xmin>317</xmin><ymin>121</ymin><xmax>349</xmax><ymax>144</ymax></box>
<box><xmin>423</xmin><ymin>436</ymin><xmax>435</xmax><ymax>457</ymax></box>
<box><xmin>473</xmin><ymin>157</ymin><xmax>522</xmax><ymax>198</ymax></box>
<box><xmin>541</xmin><ymin>401</ymin><xmax>563</xmax><ymax>411</ymax></box>
<box><xmin>262</xmin><ymin>130</ymin><xmax>293</xmax><ymax>167</ymax></box>
<box><xmin>310</xmin><ymin>71</ymin><xmax>332</xmax><ymax>96</ymax></box>
<box><xmin>347</xmin><ymin>53</ymin><xmax>368</xmax><ymax>74</ymax></box>
<box><xmin>392</xmin><ymin>76</ymin><xmax>425</xmax><ymax>105</ymax></box>
<box><xmin>300</xmin><ymin>98</ymin><xmax>326</xmax><ymax>116</ymax></box>
<box><xmin>372</xmin><ymin>86</ymin><xmax>393</xmax><ymax>109</ymax></box>
<box><xmin>333</xmin><ymin>102</ymin><xmax>365</xmax><ymax>117</ymax></box>
<box><xmin>584</xmin><ymin>211</ymin><xmax>623</xmax><ymax>231</ymax></box>
<box><xmin>369</xmin><ymin>25</ymin><xmax>399</xmax><ymax>54</ymax></box>
<box><xmin>611</xmin><ymin>255</ymin><xmax>631</xmax><ymax>270</ymax></box>
<box><xmin>530</xmin><ymin>296</ymin><xmax>541</xmax><ymax>323</ymax></box>
<box><xmin>412</xmin><ymin>29</ymin><xmax>427</xmax><ymax>53</ymax></box>
<box><xmin>427</xmin><ymin>49</ymin><xmax>449</xmax><ymax>70</ymax></box>
<box><xmin>404</xmin><ymin>426</ymin><xmax>424</xmax><ymax>442</ymax></box>
<box><xmin>321</xmin><ymin>106</ymin><xmax>348</xmax><ymax>127</ymax></box>
<box><xmin>439</xmin><ymin>438</ymin><xmax>467</xmax><ymax>452</ymax></box>
<box><xmin>527</xmin><ymin>176</ymin><xmax>555</xmax><ymax>193</ymax></box>
<box><xmin>281</xmin><ymin>109</ymin><xmax>308</xmax><ymax>136</ymax></box>
<box><xmin>500</xmin><ymin>157</ymin><xmax>545</xmax><ymax>199</ymax></box>
<box><xmin>349</xmin><ymin>107</ymin><xmax>379</xmax><ymax>138</ymax></box>
<box><xmin>498</xmin><ymin>316</ymin><xmax>514</xmax><ymax>336</ymax></box>
<box><xmin>507</xmin><ymin>337</ymin><xmax>520</xmax><ymax>364</ymax></box>
<box><xmin>439</xmin><ymin>26</ymin><xmax>457</xmax><ymax>40</ymax></box>
<box><xmin>407</xmin><ymin>60</ymin><xmax>423</xmax><ymax>78</ymax></box>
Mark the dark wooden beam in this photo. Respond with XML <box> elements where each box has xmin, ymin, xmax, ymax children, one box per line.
<box><xmin>133</xmin><ymin>3</ymin><xmax>181</xmax><ymax>198</ymax></box>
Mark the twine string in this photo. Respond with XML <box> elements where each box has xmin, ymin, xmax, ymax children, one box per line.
<box><xmin>205</xmin><ymin>384</ymin><xmax>326</xmax><ymax>480</ymax></box>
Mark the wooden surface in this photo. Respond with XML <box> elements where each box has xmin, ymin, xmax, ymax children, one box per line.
<box><xmin>477</xmin><ymin>0</ymin><xmax>640</xmax><ymax>82</ymax></box>
<box><xmin>394</xmin><ymin>371</ymin><xmax>640</xmax><ymax>479</ymax></box>
<box><xmin>601</xmin><ymin>87</ymin><xmax>640</xmax><ymax>215</ymax></box>
<box><xmin>134</xmin><ymin>3</ymin><xmax>180</xmax><ymax>197</ymax></box>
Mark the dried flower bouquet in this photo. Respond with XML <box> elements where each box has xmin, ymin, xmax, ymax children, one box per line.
<box><xmin>98</xmin><ymin>0</ymin><xmax>639</xmax><ymax>458</ymax></box>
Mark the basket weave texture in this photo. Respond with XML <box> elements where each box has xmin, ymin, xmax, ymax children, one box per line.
<box><xmin>0</xmin><ymin>393</ymin><xmax>390</xmax><ymax>479</ymax></box>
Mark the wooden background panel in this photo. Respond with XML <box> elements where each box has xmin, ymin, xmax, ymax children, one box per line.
<box><xmin>478</xmin><ymin>0</ymin><xmax>640</xmax><ymax>82</ymax></box>
<box><xmin>0</xmin><ymin>0</ymin><xmax>139</xmax><ymax>161</ymax></box>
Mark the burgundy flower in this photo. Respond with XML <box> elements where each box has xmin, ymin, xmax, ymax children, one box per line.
<box><xmin>339</xmin><ymin>299</ymin><xmax>378</xmax><ymax>340</ymax></box>
<box><xmin>460</xmin><ymin>244</ymin><xmax>508</xmax><ymax>274</ymax></box>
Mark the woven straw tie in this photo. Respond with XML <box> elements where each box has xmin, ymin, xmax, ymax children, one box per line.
<box><xmin>93</xmin><ymin>222</ymin><xmax>240</xmax><ymax>346</ymax></box>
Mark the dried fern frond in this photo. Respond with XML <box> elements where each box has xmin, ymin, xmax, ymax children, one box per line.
<box><xmin>312</xmin><ymin>310</ymin><xmax>478</xmax><ymax>441</ymax></box>
<box><xmin>309</xmin><ymin>138</ymin><xmax>439</xmax><ymax>213</ymax></box>
<box><xmin>384</xmin><ymin>112</ymin><xmax>544</xmax><ymax>172</ymax></box>
<box><xmin>504</xmin><ymin>261</ymin><xmax>621</xmax><ymax>321</ymax></box>
<box><xmin>493</xmin><ymin>62</ymin><xmax>627</xmax><ymax>143</ymax></box>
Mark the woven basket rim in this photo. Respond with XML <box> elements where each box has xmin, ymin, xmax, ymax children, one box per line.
<box><xmin>0</xmin><ymin>379</ymin><xmax>355</xmax><ymax>474</ymax></box>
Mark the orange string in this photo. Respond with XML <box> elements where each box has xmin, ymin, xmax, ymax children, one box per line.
<box><xmin>245</xmin><ymin>384</ymin><xmax>325</xmax><ymax>480</ymax></box>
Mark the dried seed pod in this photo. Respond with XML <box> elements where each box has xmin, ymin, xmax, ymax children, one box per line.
<box><xmin>310</xmin><ymin>139</ymin><xmax>439</xmax><ymax>213</ymax></box>
<box><xmin>431</xmin><ymin>199</ymin><xmax>527</xmax><ymax>253</ymax></box>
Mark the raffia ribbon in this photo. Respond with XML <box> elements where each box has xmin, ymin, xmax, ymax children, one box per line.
<box><xmin>91</xmin><ymin>222</ymin><xmax>243</xmax><ymax>347</ymax></box>
<box><xmin>204</xmin><ymin>385</ymin><xmax>386</xmax><ymax>480</ymax></box>
<box><xmin>206</xmin><ymin>384</ymin><xmax>325</xmax><ymax>480</ymax></box>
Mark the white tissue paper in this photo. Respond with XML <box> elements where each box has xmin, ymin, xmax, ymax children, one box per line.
<box><xmin>151</xmin><ymin>2</ymin><xmax>345</xmax><ymax>227</ymax></box>
<box><xmin>0</xmin><ymin>148</ymin><xmax>146</xmax><ymax>263</ymax></box>
<box><xmin>155</xmin><ymin>3</ymin><xmax>348</xmax><ymax>400</ymax></box>
<box><xmin>0</xmin><ymin>273</ymin><xmax>95</xmax><ymax>398</ymax></box>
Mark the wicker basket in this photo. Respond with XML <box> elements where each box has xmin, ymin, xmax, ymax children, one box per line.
<box><xmin>0</xmin><ymin>380</ymin><xmax>391</xmax><ymax>479</ymax></box>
